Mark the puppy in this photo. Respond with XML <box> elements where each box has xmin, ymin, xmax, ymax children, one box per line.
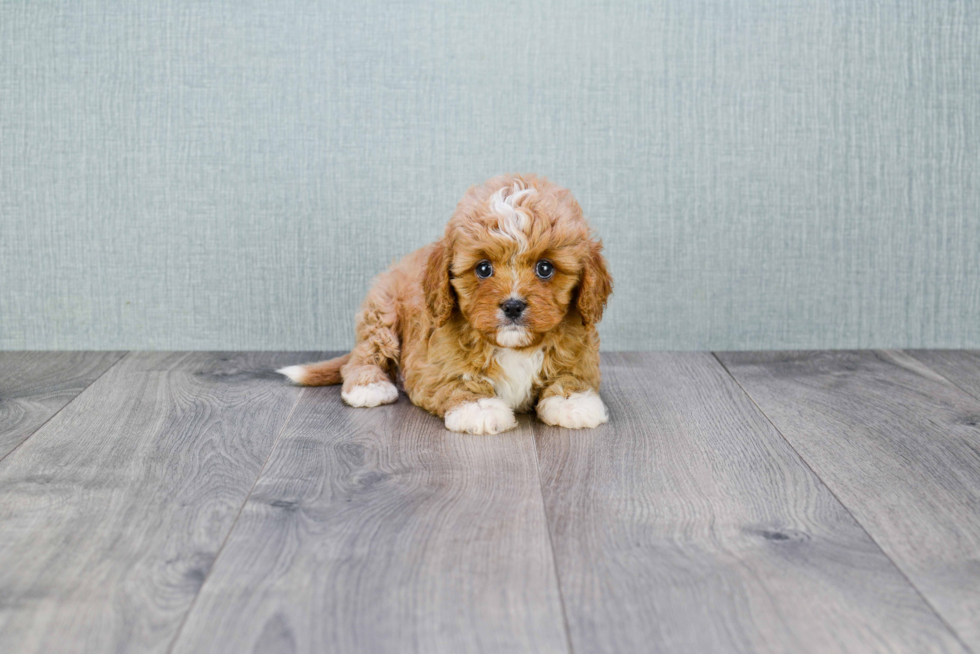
<box><xmin>279</xmin><ymin>173</ymin><xmax>612</xmax><ymax>434</ymax></box>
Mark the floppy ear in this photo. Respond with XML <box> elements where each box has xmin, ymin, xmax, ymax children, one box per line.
<box><xmin>423</xmin><ymin>240</ymin><xmax>455</xmax><ymax>326</ymax></box>
<box><xmin>576</xmin><ymin>240</ymin><xmax>613</xmax><ymax>326</ymax></box>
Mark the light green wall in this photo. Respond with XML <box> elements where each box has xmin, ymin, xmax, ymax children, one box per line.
<box><xmin>2</xmin><ymin>1</ymin><xmax>978</xmax><ymax>350</ymax></box>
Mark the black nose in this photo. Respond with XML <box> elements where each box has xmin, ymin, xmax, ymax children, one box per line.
<box><xmin>501</xmin><ymin>299</ymin><xmax>527</xmax><ymax>320</ymax></box>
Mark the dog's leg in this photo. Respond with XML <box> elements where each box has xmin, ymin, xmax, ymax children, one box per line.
<box><xmin>340</xmin><ymin>276</ymin><xmax>401</xmax><ymax>408</ymax></box>
<box><xmin>340</xmin><ymin>361</ymin><xmax>399</xmax><ymax>408</ymax></box>
<box><xmin>444</xmin><ymin>396</ymin><xmax>517</xmax><ymax>435</ymax></box>
<box><xmin>405</xmin><ymin>372</ymin><xmax>517</xmax><ymax>435</ymax></box>
<box><xmin>535</xmin><ymin>374</ymin><xmax>608</xmax><ymax>430</ymax></box>
<box><xmin>536</xmin><ymin>388</ymin><xmax>608</xmax><ymax>429</ymax></box>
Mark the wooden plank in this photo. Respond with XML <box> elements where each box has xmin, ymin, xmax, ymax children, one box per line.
<box><xmin>0</xmin><ymin>351</ymin><xmax>327</xmax><ymax>654</ymax></box>
<box><xmin>170</xmin><ymin>386</ymin><xmax>570</xmax><ymax>654</ymax></box>
<box><xmin>536</xmin><ymin>352</ymin><xmax>967</xmax><ymax>654</ymax></box>
<box><xmin>718</xmin><ymin>350</ymin><xmax>980</xmax><ymax>650</ymax></box>
<box><xmin>906</xmin><ymin>350</ymin><xmax>980</xmax><ymax>402</ymax></box>
<box><xmin>0</xmin><ymin>351</ymin><xmax>125</xmax><ymax>459</ymax></box>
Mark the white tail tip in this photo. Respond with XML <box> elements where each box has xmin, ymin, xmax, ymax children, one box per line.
<box><xmin>277</xmin><ymin>365</ymin><xmax>308</xmax><ymax>385</ymax></box>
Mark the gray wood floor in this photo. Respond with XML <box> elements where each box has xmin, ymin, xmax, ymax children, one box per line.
<box><xmin>0</xmin><ymin>351</ymin><xmax>978</xmax><ymax>654</ymax></box>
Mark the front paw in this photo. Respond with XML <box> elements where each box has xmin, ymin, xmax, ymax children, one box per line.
<box><xmin>537</xmin><ymin>391</ymin><xmax>609</xmax><ymax>429</ymax></box>
<box><xmin>445</xmin><ymin>398</ymin><xmax>517</xmax><ymax>435</ymax></box>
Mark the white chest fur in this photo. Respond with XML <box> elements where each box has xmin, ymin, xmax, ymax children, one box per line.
<box><xmin>490</xmin><ymin>347</ymin><xmax>544</xmax><ymax>413</ymax></box>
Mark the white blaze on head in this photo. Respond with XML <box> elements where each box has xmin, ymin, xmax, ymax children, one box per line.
<box><xmin>489</xmin><ymin>184</ymin><xmax>536</xmax><ymax>253</ymax></box>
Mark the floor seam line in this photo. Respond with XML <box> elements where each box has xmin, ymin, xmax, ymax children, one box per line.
<box><xmin>529</xmin><ymin>419</ymin><xmax>577</xmax><ymax>654</ymax></box>
<box><xmin>0</xmin><ymin>351</ymin><xmax>131</xmax><ymax>467</ymax></box>
<box><xmin>711</xmin><ymin>351</ymin><xmax>976</xmax><ymax>654</ymax></box>
<box><xmin>165</xmin><ymin>385</ymin><xmax>306</xmax><ymax>654</ymax></box>
<box><xmin>902</xmin><ymin>349</ymin><xmax>980</xmax><ymax>404</ymax></box>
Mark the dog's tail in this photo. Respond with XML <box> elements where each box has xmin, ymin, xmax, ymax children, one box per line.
<box><xmin>277</xmin><ymin>353</ymin><xmax>351</xmax><ymax>386</ymax></box>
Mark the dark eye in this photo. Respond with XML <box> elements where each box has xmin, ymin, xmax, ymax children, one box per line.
<box><xmin>535</xmin><ymin>260</ymin><xmax>555</xmax><ymax>279</ymax></box>
<box><xmin>475</xmin><ymin>260</ymin><xmax>494</xmax><ymax>279</ymax></box>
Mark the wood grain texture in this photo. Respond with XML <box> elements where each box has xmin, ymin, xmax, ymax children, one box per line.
<box><xmin>535</xmin><ymin>352</ymin><xmax>967</xmax><ymax>654</ymax></box>
<box><xmin>0</xmin><ymin>351</ymin><xmax>125</xmax><ymax>459</ymax></box>
<box><xmin>718</xmin><ymin>350</ymin><xmax>980</xmax><ymax>650</ymax></box>
<box><xmin>906</xmin><ymin>350</ymin><xmax>980</xmax><ymax>401</ymax></box>
<box><xmin>0</xmin><ymin>351</ymin><xmax>327</xmax><ymax>654</ymax></box>
<box><xmin>170</xmin><ymin>386</ymin><xmax>570</xmax><ymax>654</ymax></box>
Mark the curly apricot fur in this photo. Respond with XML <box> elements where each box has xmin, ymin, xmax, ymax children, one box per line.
<box><xmin>286</xmin><ymin>174</ymin><xmax>613</xmax><ymax>422</ymax></box>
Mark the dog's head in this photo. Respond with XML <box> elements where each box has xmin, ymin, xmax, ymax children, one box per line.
<box><xmin>423</xmin><ymin>174</ymin><xmax>612</xmax><ymax>348</ymax></box>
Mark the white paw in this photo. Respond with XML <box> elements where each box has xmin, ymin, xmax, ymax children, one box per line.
<box><xmin>342</xmin><ymin>381</ymin><xmax>399</xmax><ymax>408</ymax></box>
<box><xmin>536</xmin><ymin>391</ymin><xmax>608</xmax><ymax>429</ymax></box>
<box><xmin>277</xmin><ymin>365</ymin><xmax>308</xmax><ymax>385</ymax></box>
<box><xmin>445</xmin><ymin>398</ymin><xmax>517</xmax><ymax>435</ymax></box>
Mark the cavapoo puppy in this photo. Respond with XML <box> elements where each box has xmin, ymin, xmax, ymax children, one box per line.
<box><xmin>279</xmin><ymin>173</ymin><xmax>612</xmax><ymax>434</ymax></box>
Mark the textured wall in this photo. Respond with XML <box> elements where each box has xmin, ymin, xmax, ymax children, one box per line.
<box><xmin>2</xmin><ymin>0</ymin><xmax>978</xmax><ymax>351</ymax></box>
